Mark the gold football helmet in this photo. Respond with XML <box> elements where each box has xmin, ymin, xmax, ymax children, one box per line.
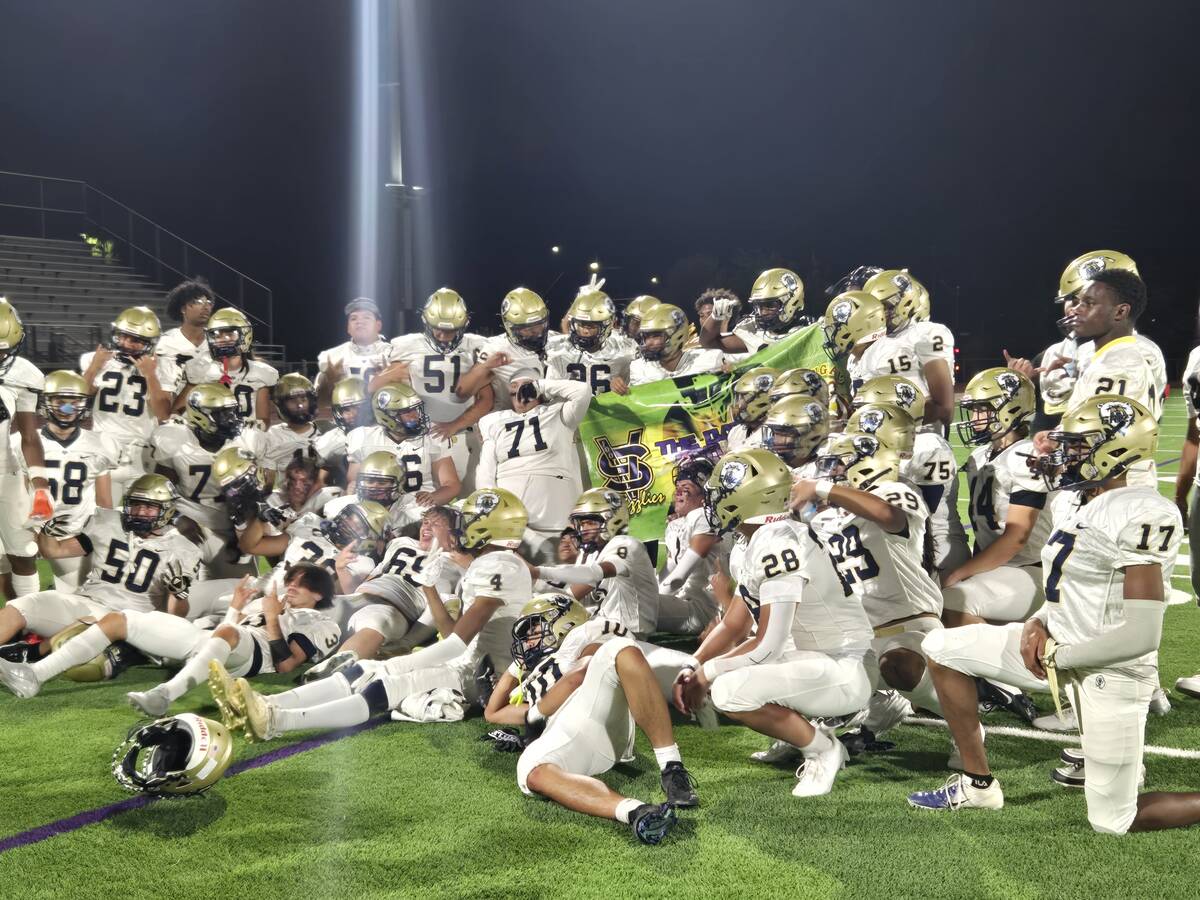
<box><xmin>570</xmin><ymin>487</ymin><xmax>631</xmax><ymax>551</ymax></box>
<box><xmin>423</xmin><ymin>288</ymin><xmax>470</xmax><ymax>352</ymax></box>
<box><xmin>852</xmin><ymin>375</ymin><xmax>926</xmax><ymax>424</ymax></box>
<box><xmin>331</xmin><ymin>375</ymin><xmax>369</xmax><ymax>432</ymax></box>
<box><xmin>273</xmin><ymin>373</ymin><xmax>317</xmax><ymax>426</ymax></box>
<box><xmin>500</xmin><ymin>287</ymin><xmax>550</xmax><ymax>353</ymax></box>
<box><xmin>1055</xmin><ymin>250</ymin><xmax>1138</xmax><ymax>302</ymax></box>
<box><xmin>112</xmin><ymin>713</ymin><xmax>233</xmax><ymax>796</ymax></box>
<box><xmin>373</xmin><ymin>382</ymin><xmax>428</xmax><ymax>438</ymax></box>
<box><xmin>510</xmin><ymin>592</ymin><xmax>590</xmax><ymax>670</ymax></box>
<box><xmin>847</xmin><ymin>403</ymin><xmax>916</xmax><ymax>455</ymax></box>
<box><xmin>636</xmin><ymin>303</ymin><xmax>689</xmax><ymax>362</ymax></box>
<box><xmin>748</xmin><ymin>268</ymin><xmax>805</xmax><ymax>332</ymax></box>
<box><xmin>862</xmin><ymin>269</ymin><xmax>927</xmax><ymax>333</ymax></box>
<box><xmin>183</xmin><ymin>383</ymin><xmax>243</xmax><ymax>443</ymax></box>
<box><xmin>110</xmin><ymin>306</ymin><xmax>161</xmax><ymax>361</ymax></box>
<box><xmin>40</xmin><ymin>370</ymin><xmax>93</xmax><ymax>428</ymax></box>
<box><xmin>704</xmin><ymin>448</ymin><xmax>792</xmax><ymax>534</ymax></box>
<box><xmin>321</xmin><ymin>500</ymin><xmax>391</xmax><ymax>555</ymax></box>
<box><xmin>729</xmin><ymin>366</ymin><xmax>781</xmax><ymax>425</ymax></box>
<box><xmin>1042</xmin><ymin>394</ymin><xmax>1156</xmax><ymax>491</ymax></box>
<box><xmin>0</xmin><ymin>298</ymin><xmax>26</xmax><ymax>376</ymax></box>
<box><xmin>623</xmin><ymin>295</ymin><xmax>661</xmax><ymax>336</ymax></box>
<box><xmin>122</xmin><ymin>474</ymin><xmax>179</xmax><ymax>534</ymax></box>
<box><xmin>567</xmin><ymin>289</ymin><xmax>616</xmax><ymax>352</ymax></box>
<box><xmin>212</xmin><ymin>446</ymin><xmax>266</xmax><ymax>507</ymax></box>
<box><xmin>356</xmin><ymin>450</ymin><xmax>403</xmax><ymax>505</ymax></box>
<box><xmin>956</xmin><ymin>367</ymin><xmax>1035</xmax><ymax>446</ymax></box>
<box><xmin>815</xmin><ymin>431</ymin><xmax>901</xmax><ymax>490</ymax></box>
<box><xmin>769</xmin><ymin>368</ymin><xmax>829</xmax><ymax>407</ymax></box>
<box><xmin>821</xmin><ymin>291</ymin><xmax>886</xmax><ymax>359</ymax></box>
<box><xmin>762</xmin><ymin>395</ymin><xmax>829</xmax><ymax>467</ymax></box>
<box><xmin>49</xmin><ymin>622</ymin><xmax>119</xmax><ymax>682</ymax></box>
<box><xmin>452</xmin><ymin>487</ymin><xmax>528</xmax><ymax>550</ymax></box>
<box><xmin>205</xmin><ymin>307</ymin><xmax>253</xmax><ymax>359</ymax></box>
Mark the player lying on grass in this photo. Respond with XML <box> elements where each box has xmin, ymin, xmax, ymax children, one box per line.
<box><xmin>908</xmin><ymin>395</ymin><xmax>1200</xmax><ymax>834</ymax></box>
<box><xmin>483</xmin><ymin>594</ymin><xmax>697</xmax><ymax>845</ymax></box>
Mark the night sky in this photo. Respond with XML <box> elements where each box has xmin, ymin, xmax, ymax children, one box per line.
<box><xmin>3</xmin><ymin>0</ymin><xmax>1199</xmax><ymax>373</ymax></box>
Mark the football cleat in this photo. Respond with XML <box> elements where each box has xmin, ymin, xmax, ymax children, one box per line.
<box><xmin>976</xmin><ymin>679</ymin><xmax>1038</xmax><ymax>724</ymax></box>
<box><xmin>0</xmin><ymin>639</ymin><xmax>41</xmax><ymax>664</ymax></box>
<box><xmin>908</xmin><ymin>774</ymin><xmax>1004</xmax><ymax>811</ymax></box>
<box><xmin>126</xmin><ymin>686</ymin><xmax>171</xmax><ymax>717</ymax></box>
<box><xmin>629</xmin><ymin>802</ymin><xmax>678</xmax><ymax>845</ymax></box>
<box><xmin>1149</xmin><ymin>687</ymin><xmax>1171</xmax><ymax>716</ymax></box>
<box><xmin>1033</xmin><ymin>705</ymin><xmax>1077</xmax><ymax>732</ymax></box>
<box><xmin>1051</xmin><ymin>749</ymin><xmax>1145</xmax><ymax>790</ymax></box>
<box><xmin>238</xmin><ymin>678</ymin><xmax>278</xmax><ymax>742</ymax></box>
<box><xmin>792</xmin><ymin>728</ymin><xmax>849</xmax><ymax>798</ymax></box>
<box><xmin>862</xmin><ymin>689</ymin><xmax>913</xmax><ymax>737</ymax></box>
<box><xmin>303</xmin><ymin>649</ymin><xmax>359</xmax><ymax>684</ymax></box>
<box><xmin>1175</xmin><ymin>675</ymin><xmax>1200</xmax><ymax>700</ymax></box>
<box><xmin>750</xmin><ymin>739</ymin><xmax>800</xmax><ymax>764</ymax></box>
<box><xmin>660</xmin><ymin>761</ymin><xmax>699</xmax><ymax>808</ymax></box>
<box><xmin>208</xmin><ymin>660</ymin><xmax>246</xmax><ymax>729</ymax></box>
<box><xmin>837</xmin><ymin>726</ymin><xmax>895</xmax><ymax>756</ymax></box>
<box><xmin>0</xmin><ymin>658</ymin><xmax>40</xmax><ymax>698</ymax></box>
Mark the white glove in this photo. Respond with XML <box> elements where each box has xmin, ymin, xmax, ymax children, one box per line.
<box><xmin>579</xmin><ymin>274</ymin><xmax>606</xmax><ymax>294</ymax></box>
<box><xmin>711</xmin><ymin>298</ymin><xmax>739</xmax><ymax>322</ymax></box>
<box><xmin>414</xmin><ymin>540</ymin><xmax>446</xmax><ymax>588</ymax></box>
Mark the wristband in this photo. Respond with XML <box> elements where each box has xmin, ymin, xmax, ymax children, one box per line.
<box><xmin>29</xmin><ymin>467</ymin><xmax>49</xmax><ymax>482</ymax></box>
<box><xmin>814</xmin><ymin>479</ymin><xmax>835</xmax><ymax>502</ymax></box>
<box><xmin>268</xmin><ymin>638</ymin><xmax>291</xmax><ymax>666</ymax></box>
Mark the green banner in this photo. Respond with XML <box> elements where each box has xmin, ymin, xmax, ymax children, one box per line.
<box><xmin>579</xmin><ymin>324</ymin><xmax>843</xmax><ymax>540</ymax></box>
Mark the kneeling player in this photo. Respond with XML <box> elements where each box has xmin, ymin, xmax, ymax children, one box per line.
<box><xmin>908</xmin><ymin>396</ymin><xmax>1200</xmax><ymax>834</ymax></box>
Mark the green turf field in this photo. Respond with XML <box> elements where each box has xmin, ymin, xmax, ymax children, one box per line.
<box><xmin>2</xmin><ymin>394</ymin><xmax>1198</xmax><ymax>899</ymax></box>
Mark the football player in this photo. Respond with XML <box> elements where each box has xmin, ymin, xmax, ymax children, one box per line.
<box><xmin>693</xmin><ymin>289</ymin><xmax>739</xmax><ymax>340</ymax></box>
<box><xmin>676</xmin><ymin>449</ymin><xmax>873</xmax><ymax>797</ymax></box>
<box><xmin>862</xmin><ymin>270</ymin><xmax>955</xmax><ymax>427</ymax></box>
<box><xmin>761</xmin><ymin>395</ymin><xmax>830</xmax><ymax>476</ymax></box>
<box><xmin>701</xmin><ymin>268</ymin><xmax>808</xmax><ymax>354</ymax></box>
<box><xmin>124</xmin><ymin>562</ymin><xmax>339</xmax><ymax>716</ymax></box>
<box><xmin>262</xmin><ymin>374</ymin><xmax>323</xmax><ymax>474</ymax></box>
<box><xmin>34</xmin><ymin>371</ymin><xmax>120</xmax><ymax>590</ymax></box>
<box><xmin>386</xmin><ymin>289</ymin><xmax>493</xmax><ymax>490</ymax></box>
<box><xmin>177</xmin><ymin>307</ymin><xmax>279</xmax><ymax>427</ymax></box>
<box><xmin>80</xmin><ymin>306</ymin><xmax>178</xmax><ymax>504</ymax></box>
<box><xmin>322</xmin><ymin>450</ymin><xmax>406</xmax><ymax>528</ymax></box>
<box><xmin>620</xmin><ymin>295</ymin><xmax>661</xmax><ymax>340</ymax></box>
<box><xmin>314</xmin><ymin>375</ymin><xmax>370</xmax><ymax>474</ymax></box>
<box><xmin>548</xmin><ymin>287</ymin><xmax>636</xmax><ymax>395</ymax></box>
<box><xmin>223</xmin><ymin>488</ymin><xmax>533</xmax><ymax>737</ymax></box>
<box><xmin>346</xmin><ymin>382</ymin><xmax>461</xmax><ymax>529</ymax></box>
<box><xmin>314</xmin><ymin>297</ymin><xmax>394</xmax><ymax>404</ymax></box>
<box><xmin>908</xmin><ymin>396</ymin><xmax>1200</xmax><ymax>835</ymax></box>
<box><xmin>530</xmin><ymin>488</ymin><xmax>660</xmax><ymax>637</ymax></box>
<box><xmin>821</xmin><ymin>291</ymin><xmax>926</xmax><ymax>401</ymax></box>
<box><xmin>657</xmin><ymin>454</ymin><xmax>726</xmax><ymax>635</ymax></box>
<box><xmin>0</xmin><ymin>476</ymin><xmax>201</xmax><ymax>668</ymax></box>
<box><xmin>457</xmin><ymin>287</ymin><xmax>554</xmax><ymax>412</ymax></box>
<box><xmin>724</xmin><ymin>367</ymin><xmax>780</xmax><ymax>452</ymax></box>
<box><xmin>496</xmin><ymin>597</ymin><xmax>696</xmax><ymax>844</ymax></box>
<box><xmin>476</xmin><ymin>373</ymin><xmax>591</xmax><ymax>559</ymax></box>
<box><xmin>629</xmin><ymin>303</ymin><xmax>738</xmax><ymax>385</ymax></box>
<box><xmin>157</xmin><ymin>278</ymin><xmax>214</xmax><ymax>368</ymax></box>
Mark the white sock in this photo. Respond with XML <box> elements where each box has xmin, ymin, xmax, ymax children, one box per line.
<box><xmin>614</xmin><ymin>797</ymin><xmax>645</xmax><ymax>824</ymax></box>
<box><xmin>904</xmin><ymin>669</ymin><xmax>943</xmax><ymax>717</ymax></box>
<box><xmin>270</xmin><ymin>672</ymin><xmax>354</xmax><ymax>710</ymax></box>
<box><xmin>799</xmin><ymin>725</ymin><xmax>834</xmax><ymax>757</ymax></box>
<box><xmin>11</xmin><ymin>572</ymin><xmax>40</xmax><ymax>598</ymax></box>
<box><xmin>274</xmin><ymin>694</ymin><xmax>371</xmax><ymax>733</ymax></box>
<box><xmin>30</xmin><ymin>624</ymin><xmax>110</xmax><ymax>683</ymax></box>
<box><xmin>653</xmin><ymin>744</ymin><xmax>681</xmax><ymax>771</ymax></box>
<box><xmin>162</xmin><ymin>637</ymin><xmax>232</xmax><ymax>701</ymax></box>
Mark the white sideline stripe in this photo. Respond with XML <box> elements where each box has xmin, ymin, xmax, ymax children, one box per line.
<box><xmin>903</xmin><ymin>716</ymin><xmax>1200</xmax><ymax>759</ymax></box>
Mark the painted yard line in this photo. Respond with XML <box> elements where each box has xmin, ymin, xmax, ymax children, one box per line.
<box><xmin>0</xmin><ymin>717</ymin><xmax>391</xmax><ymax>855</ymax></box>
<box><xmin>903</xmin><ymin>717</ymin><xmax>1200</xmax><ymax>759</ymax></box>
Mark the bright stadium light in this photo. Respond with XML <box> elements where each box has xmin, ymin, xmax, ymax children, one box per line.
<box><xmin>589</xmin><ymin>261</ymin><xmax>600</xmax><ymax>272</ymax></box>
<box><xmin>551</xmin><ymin>245</ymin><xmax>561</xmax><ymax>254</ymax></box>
<box><xmin>650</xmin><ymin>276</ymin><xmax>659</xmax><ymax>284</ymax></box>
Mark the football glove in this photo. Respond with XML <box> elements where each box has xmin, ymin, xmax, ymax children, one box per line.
<box><xmin>480</xmin><ymin>727</ymin><xmax>526</xmax><ymax>753</ymax></box>
<box><xmin>160</xmin><ymin>560</ymin><xmax>193</xmax><ymax>601</ymax></box>
<box><xmin>711</xmin><ymin>297</ymin><xmax>739</xmax><ymax>322</ymax></box>
<box><xmin>413</xmin><ymin>542</ymin><xmax>446</xmax><ymax>588</ymax></box>
<box><xmin>38</xmin><ymin>515</ymin><xmax>75</xmax><ymax>539</ymax></box>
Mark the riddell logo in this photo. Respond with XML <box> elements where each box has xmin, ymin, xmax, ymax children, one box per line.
<box><xmin>593</xmin><ymin>428</ymin><xmax>666</xmax><ymax>515</ymax></box>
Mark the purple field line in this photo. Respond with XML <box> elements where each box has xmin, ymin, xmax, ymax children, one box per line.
<box><xmin>0</xmin><ymin>717</ymin><xmax>390</xmax><ymax>855</ymax></box>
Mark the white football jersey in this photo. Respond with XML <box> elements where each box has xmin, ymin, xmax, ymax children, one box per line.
<box><xmin>358</xmin><ymin>536</ymin><xmax>466</xmax><ymax>621</ymax></box>
<box><xmin>731</xmin><ymin>318</ymin><xmax>807</xmax><ymax>355</ymax></box>
<box><xmin>1043</xmin><ymin>486</ymin><xmax>1181</xmax><ymax>678</ymax></box>
<box><xmin>1068</xmin><ymin>336</ymin><xmax>1162</xmax><ymax>420</ymax></box>
<box><xmin>447</xmin><ymin>549</ymin><xmax>534</xmax><ymax>674</ymax></box>
<box><xmin>262</xmin><ymin>423</ymin><xmax>324</xmax><ymax>473</ymax></box>
<box><xmin>323</xmin><ymin>491</ymin><xmax>409</xmax><ymax>533</ymax></box>
<box><xmin>505</xmin><ymin>616</ymin><xmax>632</xmax><ymax>706</ymax></box>
<box><xmin>0</xmin><ymin>357</ymin><xmax>44</xmax><ymax>474</ymax></box>
<box><xmin>476</xmin><ymin>334</ymin><xmax>549</xmax><ymax>411</ymax></box>
<box><xmin>904</xmin><ymin>430</ymin><xmax>968</xmax><ymax>569</ymax></box>
<box><xmin>317</xmin><ymin>339</ymin><xmax>394</xmax><ymax>381</ymax></box>
<box><xmin>35</xmin><ymin>427</ymin><xmax>120</xmax><ymax>535</ymax></box>
<box><xmin>725</xmin><ymin>423</ymin><xmax>765</xmax><ymax>452</ymax></box>
<box><xmin>75</xmin><ymin>507</ymin><xmax>203</xmax><ymax>612</ymax></box>
<box><xmin>182</xmin><ymin>358</ymin><xmax>279</xmax><ymax>420</ymax></box>
<box><xmin>1184</xmin><ymin>346</ymin><xmax>1200</xmax><ymax>486</ymax></box>
<box><xmin>477</xmin><ymin>379</ymin><xmax>591</xmax><ymax>482</ymax></box>
<box><xmin>629</xmin><ymin>348</ymin><xmax>732</xmax><ymax>386</ymax></box>
<box><xmin>346</xmin><ymin>425</ymin><xmax>450</xmax><ymax>494</ymax></box>
<box><xmin>964</xmin><ymin>438</ymin><xmax>1053</xmax><ymax>567</ymax></box>
<box><xmin>262</xmin><ymin>512</ymin><xmax>375</xmax><ymax>593</ymax></box>
<box><xmin>847</xmin><ymin>333</ymin><xmax>928</xmax><ymax>396</ymax></box>
<box><xmin>155</xmin><ymin>328</ymin><xmax>211</xmax><ymax>369</ymax></box>
<box><xmin>896</xmin><ymin>320</ymin><xmax>955</xmax><ymax>370</ymax></box>
<box><xmin>582</xmin><ymin>534</ymin><xmax>659</xmax><ymax>636</ymax></box>
<box><xmin>151</xmin><ymin>422</ymin><xmax>265</xmax><ymax>531</ymax></box>
<box><xmin>313</xmin><ymin>426</ymin><xmax>348</xmax><ymax>465</ymax></box>
<box><xmin>663</xmin><ymin>507</ymin><xmax>725</xmax><ymax>616</ymax></box>
<box><xmin>388</xmin><ymin>332</ymin><xmax>486</xmax><ymax>423</ymax></box>
<box><xmin>547</xmin><ymin>332</ymin><xmax>636</xmax><ymax>395</ymax></box>
<box><xmin>80</xmin><ymin>353</ymin><xmax>177</xmax><ymax>445</ymax></box>
<box><xmin>236</xmin><ymin>605</ymin><xmax>341</xmax><ymax>673</ymax></box>
<box><xmin>809</xmin><ymin>480</ymin><xmax>942</xmax><ymax>626</ymax></box>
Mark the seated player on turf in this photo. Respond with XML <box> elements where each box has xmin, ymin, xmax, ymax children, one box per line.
<box><xmin>907</xmin><ymin>396</ymin><xmax>1200</xmax><ymax>835</ymax></box>
<box><xmin>675</xmin><ymin>449</ymin><xmax>872</xmax><ymax>797</ymax></box>
<box><xmin>489</xmin><ymin>595</ymin><xmax>697</xmax><ymax>845</ymax></box>
<box><xmin>124</xmin><ymin>562</ymin><xmax>339</xmax><ymax>716</ymax></box>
